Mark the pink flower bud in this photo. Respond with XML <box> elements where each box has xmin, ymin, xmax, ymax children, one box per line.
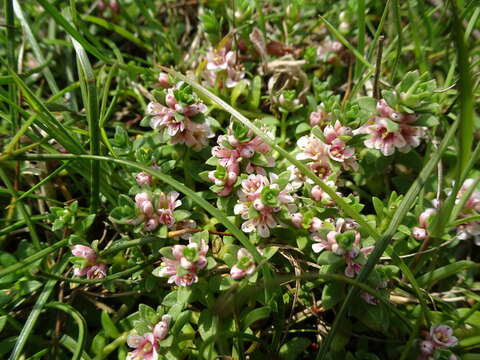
<box><xmin>145</xmin><ymin>217</ymin><xmax>159</xmax><ymax>231</ymax></box>
<box><xmin>419</xmin><ymin>208</ymin><xmax>436</xmax><ymax>228</ymax></box>
<box><xmin>139</xmin><ymin>200</ymin><xmax>154</xmax><ymax>217</ymax></box>
<box><xmin>136</xmin><ymin>172</ymin><xmax>152</xmax><ymax>186</ymax></box>
<box><xmin>98</xmin><ymin>0</ymin><xmax>107</xmax><ymax>12</ymax></box>
<box><xmin>165</xmin><ymin>93</ymin><xmax>177</xmax><ymax>109</ymax></box>
<box><xmin>311</xmin><ymin>185</ymin><xmax>323</xmax><ymax>201</ymax></box>
<box><xmin>240</xmin><ymin>146</ymin><xmax>255</xmax><ymax>158</ymax></box>
<box><xmin>230</xmin><ymin>265</ymin><xmax>246</xmax><ymax>279</ymax></box>
<box><xmin>412</xmin><ymin>226</ymin><xmax>428</xmax><ymax>240</ymax></box>
<box><xmin>153</xmin><ymin>315</ymin><xmax>171</xmax><ymax>340</ymax></box>
<box><xmin>310</xmin><ymin>109</ymin><xmax>328</xmax><ymax>127</ymax></box>
<box><xmin>377</xmin><ymin>99</ymin><xmax>395</xmax><ymax>118</ymax></box>
<box><xmin>309</xmin><ymin>217</ymin><xmax>323</xmax><ymax>232</ymax></box>
<box><xmin>291</xmin><ymin>213</ymin><xmax>304</xmax><ymax>228</ymax></box>
<box><xmin>419</xmin><ymin>340</ymin><xmax>435</xmax><ymax>355</ymax></box>
<box><xmin>109</xmin><ymin>0</ymin><xmax>119</xmax><ymax>14</ymax></box>
<box><xmin>71</xmin><ymin>245</ymin><xmax>97</xmax><ymax>264</ymax></box>
<box><xmin>158</xmin><ymin>73</ymin><xmax>171</xmax><ymax>88</ymax></box>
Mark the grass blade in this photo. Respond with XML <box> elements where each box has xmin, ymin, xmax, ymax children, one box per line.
<box><xmin>35</xmin><ymin>0</ymin><xmax>110</xmax><ymax>63</ymax></box>
<box><xmin>8</xmin><ymin>257</ymin><xmax>69</xmax><ymax>360</ymax></box>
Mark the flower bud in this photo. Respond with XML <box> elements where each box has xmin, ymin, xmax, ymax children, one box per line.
<box><xmin>145</xmin><ymin>217</ymin><xmax>159</xmax><ymax>231</ymax></box>
<box><xmin>158</xmin><ymin>73</ymin><xmax>171</xmax><ymax>88</ymax></box>
<box><xmin>136</xmin><ymin>172</ymin><xmax>152</xmax><ymax>186</ymax></box>
<box><xmin>291</xmin><ymin>213</ymin><xmax>304</xmax><ymax>228</ymax></box>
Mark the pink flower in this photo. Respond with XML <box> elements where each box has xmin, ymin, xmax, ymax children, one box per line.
<box><xmin>85</xmin><ymin>262</ymin><xmax>108</xmax><ymax>279</ymax></box>
<box><xmin>153</xmin><ymin>315</ymin><xmax>172</xmax><ymax>341</ymax></box>
<box><xmin>230</xmin><ymin>248</ymin><xmax>256</xmax><ymax>279</ymax></box>
<box><xmin>311</xmin><ymin>230</ymin><xmax>338</xmax><ymax>254</ymax></box>
<box><xmin>311</xmin><ymin>181</ymin><xmax>336</xmax><ymax>204</ymax></box>
<box><xmin>71</xmin><ymin>245</ymin><xmax>107</xmax><ymax>279</ymax></box>
<box><xmin>317</xmin><ymin>37</ymin><xmax>343</xmax><ymax>63</ymax></box>
<box><xmin>430</xmin><ymin>325</ymin><xmax>458</xmax><ymax>348</ymax></box>
<box><xmin>291</xmin><ymin>213</ymin><xmax>304</xmax><ymax>228</ymax></box>
<box><xmin>157</xmin><ymin>240</ymin><xmax>208</xmax><ymax>287</ymax></box>
<box><xmin>355</xmin><ymin>100</ymin><xmax>426</xmax><ymax>156</ymax></box>
<box><xmin>412</xmin><ymin>208</ymin><xmax>436</xmax><ymax>240</ymax></box>
<box><xmin>296</xmin><ymin>135</ymin><xmax>328</xmax><ymax>162</ymax></box>
<box><xmin>71</xmin><ymin>245</ymin><xmax>97</xmax><ymax>264</ymax></box>
<box><xmin>310</xmin><ymin>107</ymin><xmax>330</xmax><ymax>127</ymax></box>
<box><xmin>344</xmin><ymin>245</ymin><xmax>373</xmax><ymax>278</ymax></box>
<box><xmin>171</xmin><ymin>118</ymin><xmax>213</xmax><ymax>151</ymax></box>
<box><xmin>208</xmin><ymin>125</ymin><xmax>274</xmax><ymax>196</ymax></box>
<box><xmin>288</xmin><ymin>162</ymin><xmax>332</xmax><ymax>191</ymax></box>
<box><xmin>127</xmin><ymin>333</ymin><xmax>158</xmax><ymax>360</ymax></box>
<box><xmin>361</xmin><ymin>292</ymin><xmax>379</xmax><ymax>305</ymax></box>
<box><xmin>136</xmin><ymin>172</ymin><xmax>153</xmax><ymax>186</ymax></box>
<box><xmin>136</xmin><ymin>192</ymin><xmax>154</xmax><ymax>217</ymax></box>
<box><xmin>205</xmin><ymin>47</ymin><xmax>245</xmax><ymax>88</ymax></box>
<box><xmin>158</xmin><ymin>73</ymin><xmax>171</xmax><ymax>88</ymax></box>
<box><xmin>127</xmin><ymin>315</ymin><xmax>171</xmax><ymax>360</ymax></box>
<box><xmin>146</xmin><ymin>86</ymin><xmax>212</xmax><ymax>151</ymax></box>
<box><xmin>419</xmin><ymin>340</ymin><xmax>435</xmax><ymax>356</ymax></box>
<box><xmin>359</xmin><ymin>117</ymin><xmax>407</xmax><ymax>156</ymax></box>
<box><xmin>412</xmin><ymin>227</ymin><xmax>428</xmax><ymax>241</ymax></box>
<box><xmin>156</xmin><ymin>191</ymin><xmax>181</xmax><ymax>227</ymax></box>
<box><xmin>376</xmin><ymin>99</ymin><xmax>395</xmax><ymax>118</ymax></box>
<box><xmin>234</xmin><ymin>174</ymin><xmax>296</xmax><ymax>238</ymax></box>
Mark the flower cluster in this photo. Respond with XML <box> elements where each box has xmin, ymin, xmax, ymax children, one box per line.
<box><xmin>316</xmin><ymin>36</ymin><xmax>344</xmax><ymax>63</ymax></box>
<box><xmin>133</xmin><ymin>191</ymin><xmax>182</xmax><ymax>231</ymax></box>
<box><xmin>234</xmin><ymin>174</ymin><xmax>296</xmax><ymax>238</ymax></box>
<box><xmin>298</xmin><ymin>120</ymin><xmax>357</xmax><ymax>170</ymax></box>
<box><xmin>412</xmin><ymin>179</ymin><xmax>480</xmax><ymax>244</ymax></box>
<box><xmin>146</xmin><ymin>82</ymin><xmax>213</xmax><ymax>150</ymax></box>
<box><xmin>289</xmin><ymin>119</ymin><xmax>357</xmax><ymax>202</ymax></box>
<box><xmin>208</xmin><ymin>123</ymin><xmax>274</xmax><ymax>196</ymax></box>
<box><xmin>230</xmin><ymin>248</ymin><xmax>256</xmax><ymax>279</ymax></box>
<box><xmin>156</xmin><ymin>239</ymin><xmax>208</xmax><ymax>286</ymax></box>
<box><xmin>309</xmin><ymin>105</ymin><xmax>330</xmax><ymax>127</ymax></box>
<box><xmin>412</xmin><ymin>208</ymin><xmax>437</xmax><ymax>241</ymax></box>
<box><xmin>455</xmin><ymin>178</ymin><xmax>480</xmax><ymax>243</ymax></box>
<box><xmin>355</xmin><ymin>99</ymin><xmax>426</xmax><ymax>156</ymax></box>
<box><xmin>127</xmin><ymin>315</ymin><xmax>171</xmax><ymax>360</ymax></box>
<box><xmin>70</xmin><ymin>245</ymin><xmax>107</xmax><ymax>279</ymax></box>
<box><xmin>205</xmin><ymin>46</ymin><xmax>245</xmax><ymax>89</ymax></box>
<box><xmin>311</xmin><ymin>218</ymin><xmax>373</xmax><ymax>278</ymax></box>
<box><xmin>418</xmin><ymin>325</ymin><xmax>458</xmax><ymax>360</ymax></box>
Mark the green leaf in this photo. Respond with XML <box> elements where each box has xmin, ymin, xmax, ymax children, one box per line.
<box><xmin>241</xmin><ymin>306</ymin><xmax>271</xmax><ymax>330</ymax></box>
<box><xmin>321</xmin><ymin>281</ymin><xmax>344</xmax><ymax>310</ymax></box>
<box><xmin>279</xmin><ymin>337</ymin><xmax>311</xmax><ymax>360</ymax></box>
<box><xmin>101</xmin><ymin>311</ymin><xmax>120</xmax><ymax>338</ymax></box>
<box><xmin>317</xmin><ymin>251</ymin><xmax>343</xmax><ymax>266</ymax></box>
<box><xmin>231</xmin><ymin>79</ymin><xmax>249</xmax><ymax>106</ymax></box>
<box><xmin>356</xmin><ymin>97</ymin><xmax>377</xmax><ymax>114</ymax></box>
<box><xmin>171</xmin><ymin>310</ymin><xmax>191</xmax><ymax>336</ymax></box>
<box><xmin>139</xmin><ymin>304</ymin><xmax>158</xmax><ymax>324</ymax></box>
<box><xmin>248</xmin><ymin>76</ymin><xmax>262</xmax><ymax>109</ymax></box>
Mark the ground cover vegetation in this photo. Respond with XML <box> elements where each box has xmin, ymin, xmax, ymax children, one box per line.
<box><xmin>0</xmin><ymin>0</ymin><xmax>480</xmax><ymax>359</ymax></box>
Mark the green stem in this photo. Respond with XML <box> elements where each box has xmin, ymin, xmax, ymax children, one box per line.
<box><xmin>0</xmin><ymin>239</ymin><xmax>68</xmax><ymax>278</ymax></box>
<box><xmin>0</xmin><ymin>168</ymin><xmax>41</xmax><ymax>250</ymax></box>
<box><xmin>45</xmin><ymin>302</ymin><xmax>87</xmax><ymax>360</ymax></box>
